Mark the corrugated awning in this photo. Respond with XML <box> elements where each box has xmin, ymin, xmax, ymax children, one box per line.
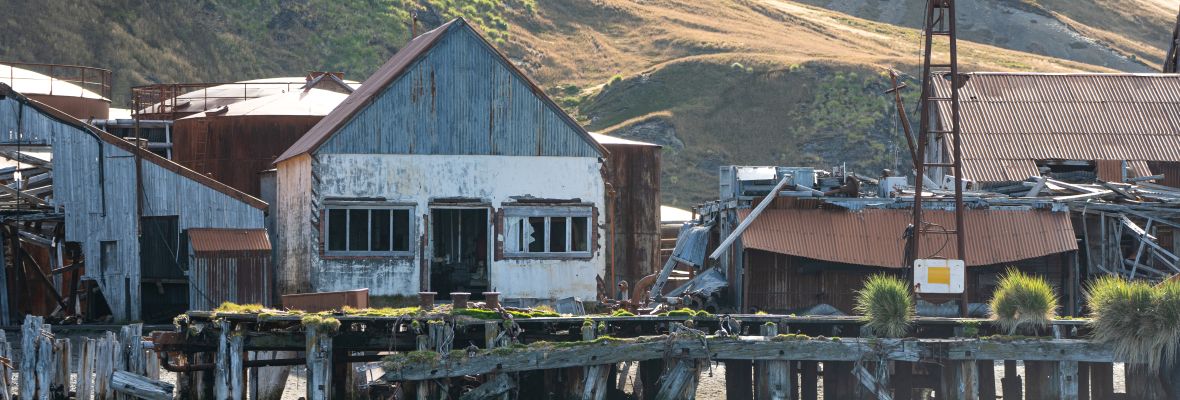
<box><xmin>739</xmin><ymin>208</ymin><xmax>1076</xmax><ymax>268</ymax></box>
<box><xmin>188</xmin><ymin>228</ymin><xmax>271</xmax><ymax>254</ymax></box>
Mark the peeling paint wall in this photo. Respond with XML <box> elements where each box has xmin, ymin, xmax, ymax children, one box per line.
<box><xmin>308</xmin><ymin>153</ymin><xmax>605</xmax><ymax>300</ymax></box>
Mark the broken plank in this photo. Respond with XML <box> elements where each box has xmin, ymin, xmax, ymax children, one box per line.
<box><xmin>458</xmin><ymin>374</ymin><xmax>515</xmax><ymax>400</ymax></box>
<box><xmin>111</xmin><ymin>371</ymin><xmax>175</xmax><ymax>400</ymax></box>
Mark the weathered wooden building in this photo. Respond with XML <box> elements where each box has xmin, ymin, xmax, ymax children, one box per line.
<box><xmin>274</xmin><ymin>19</ymin><xmax>610</xmax><ymax>302</ymax></box>
<box><xmin>0</xmin><ymin>82</ymin><xmax>267</xmax><ymax>322</ymax></box>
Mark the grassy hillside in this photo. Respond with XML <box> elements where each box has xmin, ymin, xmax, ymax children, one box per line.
<box><xmin>2</xmin><ymin>0</ymin><xmax>1176</xmax><ymax>206</ymax></box>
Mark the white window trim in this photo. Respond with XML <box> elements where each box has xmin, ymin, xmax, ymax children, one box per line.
<box><xmin>324</xmin><ymin>203</ymin><xmax>416</xmax><ymax>257</ymax></box>
<box><xmin>503</xmin><ymin>206</ymin><xmax>592</xmax><ymax>258</ymax></box>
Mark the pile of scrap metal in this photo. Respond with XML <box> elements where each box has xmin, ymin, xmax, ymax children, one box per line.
<box><xmin>598</xmin><ymin>222</ymin><xmax>722</xmax><ymax>314</ymax></box>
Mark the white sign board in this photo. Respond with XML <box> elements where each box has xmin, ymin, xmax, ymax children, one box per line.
<box><xmin>913</xmin><ymin>259</ymin><xmax>965</xmax><ymax>294</ymax></box>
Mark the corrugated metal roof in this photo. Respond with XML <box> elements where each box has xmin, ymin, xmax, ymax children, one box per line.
<box><xmin>188</xmin><ymin>228</ymin><xmax>271</xmax><ymax>253</ymax></box>
<box><xmin>739</xmin><ymin>208</ymin><xmax>1076</xmax><ymax>268</ymax></box>
<box><xmin>932</xmin><ymin>73</ymin><xmax>1180</xmax><ymax>183</ymax></box>
<box><xmin>275</xmin><ymin>18</ymin><xmax>607</xmax><ymax>163</ymax></box>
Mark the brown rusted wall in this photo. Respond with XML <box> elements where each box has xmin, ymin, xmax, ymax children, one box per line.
<box><xmin>601</xmin><ymin>143</ymin><xmax>662</xmax><ymax>292</ymax></box>
<box><xmin>173</xmin><ymin>115</ymin><xmax>322</xmax><ymax>197</ymax></box>
<box><xmin>745</xmin><ymin>249</ymin><xmax>1068</xmax><ymax>314</ymax></box>
<box><xmin>26</xmin><ymin>94</ymin><xmax>108</xmax><ymax>119</ymax></box>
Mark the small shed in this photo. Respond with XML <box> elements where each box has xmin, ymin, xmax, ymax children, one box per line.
<box><xmin>187</xmin><ymin>228</ymin><xmax>273</xmax><ymax>310</ymax></box>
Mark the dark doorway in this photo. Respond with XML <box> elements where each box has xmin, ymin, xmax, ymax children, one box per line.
<box><xmin>430</xmin><ymin>208</ymin><xmax>490</xmax><ymax>299</ymax></box>
<box><xmin>140</xmin><ymin>216</ymin><xmax>188</xmax><ymax>322</ymax></box>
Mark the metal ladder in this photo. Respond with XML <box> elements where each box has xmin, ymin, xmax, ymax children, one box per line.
<box><xmin>910</xmin><ymin>0</ymin><xmax>968</xmax><ymax>316</ymax></box>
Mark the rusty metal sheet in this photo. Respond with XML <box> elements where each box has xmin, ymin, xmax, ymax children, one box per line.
<box><xmin>188</xmin><ymin>228</ymin><xmax>271</xmax><ymax>254</ymax></box>
<box><xmin>932</xmin><ymin>73</ymin><xmax>1180</xmax><ymax>183</ymax></box>
<box><xmin>739</xmin><ymin>208</ymin><xmax>1076</xmax><ymax>268</ymax></box>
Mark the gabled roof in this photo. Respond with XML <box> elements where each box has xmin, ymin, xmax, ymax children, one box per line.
<box><xmin>275</xmin><ymin>18</ymin><xmax>607</xmax><ymax>163</ymax></box>
<box><xmin>931</xmin><ymin>72</ymin><xmax>1180</xmax><ymax>183</ymax></box>
<box><xmin>0</xmin><ymin>83</ymin><xmax>268</xmax><ymax>210</ymax></box>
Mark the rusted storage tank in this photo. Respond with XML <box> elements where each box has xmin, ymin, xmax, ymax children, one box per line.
<box><xmin>171</xmin><ymin>88</ymin><xmax>348</xmax><ymax>196</ymax></box>
<box><xmin>135</xmin><ymin>74</ymin><xmax>358</xmax><ymax>120</ymax></box>
<box><xmin>591</xmin><ymin>133</ymin><xmax>663</xmax><ymax>296</ymax></box>
<box><xmin>0</xmin><ymin>62</ymin><xmax>111</xmax><ymax>119</ymax></box>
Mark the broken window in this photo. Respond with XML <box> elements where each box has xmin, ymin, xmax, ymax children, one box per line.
<box><xmin>324</xmin><ymin>204</ymin><xmax>413</xmax><ymax>255</ymax></box>
<box><xmin>504</xmin><ymin>206</ymin><xmax>593</xmax><ymax>257</ymax></box>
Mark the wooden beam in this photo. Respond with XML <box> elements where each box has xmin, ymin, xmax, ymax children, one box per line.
<box><xmin>111</xmin><ymin>371</ymin><xmax>175</xmax><ymax>400</ymax></box>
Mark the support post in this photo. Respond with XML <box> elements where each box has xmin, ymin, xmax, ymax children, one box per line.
<box><xmin>19</xmin><ymin>316</ymin><xmax>41</xmax><ymax>400</ymax></box>
<box><xmin>1001</xmin><ymin>360</ymin><xmax>1021</xmax><ymax>400</ymax></box>
<box><xmin>756</xmin><ymin>323</ymin><xmax>790</xmax><ymax>399</ymax></box>
<box><xmin>638</xmin><ymin>359</ymin><xmax>663</xmax><ymax>399</ymax></box>
<box><xmin>305</xmin><ymin>326</ymin><xmax>333</xmax><ymax>400</ymax></box>
<box><xmin>36</xmin><ymin>323</ymin><xmax>53</xmax><ymax>400</ymax></box>
<box><xmin>1088</xmin><ymin>362</ymin><xmax>1112</xmax><ymax>400</ymax></box>
<box><xmin>724</xmin><ymin>360</ymin><xmax>753</xmax><ymax>400</ymax></box>
<box><xmin>1058</xmin><ymin>361</ymin><xmax>1078</xmax><ymax>400</ymax></box>
<box><xmin>214</xmin><ymin>321</ymin><xmax>244</xmax><ymax>400</ymax></box>
<box><xmin>52</xmin><ymin>338</ymin><xmax>70</xmax><ymax>400</ymax></box>
<box><xmin>977</xmin><ymin>361</ymin><xmax>995</xmax><ymax>400</ymax></box>
<box><xmin>580</xmin><ymin>324</ymin><xmax>610</xmax><ymax>400</ymax></box>
<box><xmin>800</xmin><ymin>361</ymin><xmax>818</xmax><ymax>400</ymax></box>
<box><xmin>940</xmin><ymin>361</ymin><xmax>978</xmax><ymax>400</ymax></box>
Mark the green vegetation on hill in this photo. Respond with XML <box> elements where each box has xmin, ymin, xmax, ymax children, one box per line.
<box><xmin>2</xmin><ymin>0</ymin><xmax>1172</xmax><ymax>205</ymax></box>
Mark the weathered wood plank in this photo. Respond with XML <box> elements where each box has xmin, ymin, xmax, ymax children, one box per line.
<box><xmin>459</xmin><ymin>373</ymin><xmax>515</xmax><ymax>400</ymax></box>
<box><xmin>19</xmin><ymin>316</ymin><xmax>41</xmax><ymax>400</ymax></box>
<box><xmin>944</xmin><ymin>340</ymin><xmax>1114</xmax><ymax>362</ymax></box>
<box><xmin>35</xmin><ymin>324</ymin><xmax>53</xmax><ymax>400</ymax></box>
<box><xmin>383</xmin><ymin>337</ymin><xmax>921</xmax><ymax>381</ymax></box>
<box><xmin>305</xmin><ymin>326</ymin><xmax>332</xmax><ymax>400</ymax></box>
<box><xmin>110</xmin><ymin>371</ymin><xmax>174</xmax><ymax>400</ymax></box>
<box><xmin>78</xmin><ymin>338</ymin><xmax>94</xmax><ymax>400</ymax></box>
<box><xmin>52</xmin><ymin>338</ymin><xmax>70</xmax><ymax>400</ymax></box>
<box><xmin>724</xmin><ymin>360</ymin><xmax>752</xmax><ymax>400</ymax></box>
<box><xmin>940</xmin><ymin>361</ymin><xmax>978</xmax><ymax>400</ymax></box>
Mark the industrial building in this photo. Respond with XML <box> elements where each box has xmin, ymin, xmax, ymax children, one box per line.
<box><xmin>0</xmin><ymin>79</ymin><xmax>268</xmax><ymax>322</ymax></box>
<box><xmin>273</xmin><ymin>18</ymin><xmax>616</xmax><ymax>302</ymax></box>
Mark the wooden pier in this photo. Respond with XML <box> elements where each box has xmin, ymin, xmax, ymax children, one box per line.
<box><xmin>142</xmin><ymin>311</ymin><xmax>1155</xmax><ymax>400</ymax></box>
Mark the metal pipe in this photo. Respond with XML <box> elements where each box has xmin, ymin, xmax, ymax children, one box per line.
<box><xmin>708</xmin><ymin>174</ymin><xmax>792</xmax><ymax>261</ymax></box>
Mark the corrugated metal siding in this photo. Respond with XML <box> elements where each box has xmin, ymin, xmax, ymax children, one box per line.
<box><xmin>932</xmin><ymin>73</ymin><xmax>1180</xmax><ymax>183</ymax></box>
<box><xmin>739</xmin><ymin>208</ymin><xmax>1076</xmax><ymax>268</ymax></box>
<box><xmin>189</xmin><ymin>254</ymin><xmax>272</xmax><ymax>311</ymax></box>
<box><xmin>601</xmin><ymin>142</ymin><xmax>662</xmax><ymax>288</ymax></box>
<box><xmin>317</xmin><ymin>24</ymin><xmax>600</xmax><ymax>158</ymax></box>
<box><xmin>173</xmin><ymin>116</ymin><xmax>322</xmax><ymax>197</ymax></box>
<box><xmin>745</xmin><ymin>250</ymin><xmax>1067</xmax><ymax>314</ymax></box>
<box><xmin>1</xmin><ymin>96</ymin><xmax>266</xmax><ymax>321</ymax></box>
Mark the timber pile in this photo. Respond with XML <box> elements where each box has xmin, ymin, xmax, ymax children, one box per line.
<box><xmin>6</xmin><ymin>316</ymin><xmax>168</xmax><ymax>400</ymax></box>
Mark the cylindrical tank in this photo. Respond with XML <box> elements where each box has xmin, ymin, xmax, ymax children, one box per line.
<box><xmin>0</xmin><ymin>62</ymin><xmax>111</xmax><ymax>119</ymax></box>
<box><xmin>592</xmin><ymin>133</ymin><xmax>663</xmax><ymax>295</ymax></box>
<box><xmin>171</xmin><ymin>88</ymin><xmax>349</xmax><ymax>196</ymax></box>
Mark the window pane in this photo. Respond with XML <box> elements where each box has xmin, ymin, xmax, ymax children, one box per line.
<box><xmin>571</xmin><ymin>217</ymin><xmax>589</xmax><ymax>252</ymax></box>
<box><xmin>328</xmin><ymin>209</ymin><xmax>347</xmax><ymax>251</ymax></box>
<box><xmin>392</xmin><ymin>209</ymin><xmax>410</xmax><ymax>251</ymax></box>
<box><xmin>371</xmin><ymin>209</ymin><xmax>391</xmax><ymax>251</ymax></box>
<box><xmin>348</xmin><ymin>209</ymin><xmax>369</xmax><ymax>251</ymax></box>
<box><xmin>550</xmin><ymin>217</ymin><xmax>567</xmax><ymax>252</ymax></box>
<box><xmin>527</xmin><ymin>217</ymin><xmax>545</xmax><ymax>252</ymax></box>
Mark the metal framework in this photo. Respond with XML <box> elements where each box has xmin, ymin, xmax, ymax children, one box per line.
<box><xmin>912</xmin><ymin>0</ymin><xmax>968</xmax><ymax>316</ymax></box>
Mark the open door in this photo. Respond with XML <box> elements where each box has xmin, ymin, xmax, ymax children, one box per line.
<box><xmin>429</xmin><ymin>208</ymin><xmax>490</xmax><ymax>299</ymax></box>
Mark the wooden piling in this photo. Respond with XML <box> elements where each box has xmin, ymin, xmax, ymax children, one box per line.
<box><xmin>254</xmin><ymin>351</ymin><xmax>295</xmax><ymax>400</ymax></box>
<box><xmin>823</xmin><ymin>362</ymin><xmax>853</xmax><ymax>399</ymax></box>
<box><xmin>215</xmin><ymin>321</ymin><xmax>244</xmax><ymax>400</ymax></box>
<box><xmin>940</xmin><ymin>361</ymin><xmax>978</xmax><ymax>400</ymax></box>
<box><xmin>799</xmin><ymin>361</ymin><xmax>818</xmax><ymax>400</ymax></box>
<box><xmin>1058</xmin><ymin>361</ymin><xmax>1079</xmax><ymax>400</ymax></box>
<box><xmin>580</xmin><ymin>324</ymin><xmax>610</xmax><ymax>400</ymax></box>
<box><xmin>19</xmin><ymin>316</ymin><xmax>41</xmax><ymax>400</ymax></box>
<box><xmin>654</xmin><ymin>359</ymin><xmax>698</xmax><ymax>400</ymax></box>
<box><xmin>1087</xmin><ymin>362</ymin><xmax>1113</xmax><ymax>400</ymax></box>
<box><xmin>1000</xmin><ymin>360</ymin><xmax>1021</xmax><ymax>400</ymax></box>
<box><xmin>306</xmin><ymin>325</ymin><xmax>333</xmax><ymax>400</ymax></box>
<box><xmin>977</xmin><ymin>361</ymin><xmax>994</xmax><ymax>400</ymax></box>
<box><xmin>724</xmin><ymin>360</ymin><xmax>753</xmax><ymax>400</ymax></box>
<box><xmin>52</xmin><ymin>338</ymin><xmax>70</xmax><ymax>400</ymax></box>
<box><xmin>755</xmin><ymin>323</ymin><xmax>790</xmax><ymax>399</ymax></box>
<box><xmin>36</xmin><ymin>323</ymin><xmax>53</xmax><ymax>400</ymax></box>
<box><xmin>638</xmin><ymin>359</ymin><xmax>663</xmax><ymax>399</ymax></box>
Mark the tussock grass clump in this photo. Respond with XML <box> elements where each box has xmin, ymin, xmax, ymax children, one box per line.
<box><xmin>1088</xmin><ymin>277</ymin><xmax>1180</xmax><ymax>371</ymax></box>
<box><xmin>989</xmin><ymin>269</ymin><xmax>1058</xmax><ymax>335</ymax></box>
<box><xmin>854</xmin><ymin>274</ymin><xmax>914</xmax><ymax>338</ymax></box>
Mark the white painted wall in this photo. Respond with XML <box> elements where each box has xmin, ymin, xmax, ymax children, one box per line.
<box><xmin>312</xmin><ymin>153</ymin><xmax>606</xmax><ymax>300</ymax></box>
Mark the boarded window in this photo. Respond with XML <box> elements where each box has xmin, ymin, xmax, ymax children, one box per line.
<box><xmin>503</xmin><ymin>206</ymin><xmax>593</xmax><ymax>257</ymax></box>
<box><xmin>324</xmin><ymin>204</ymin><xmax>414</xmax><ymax>255</ymax></box>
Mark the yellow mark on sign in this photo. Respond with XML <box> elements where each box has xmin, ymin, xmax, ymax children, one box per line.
<box><xmin>928</xmin><ymin>266</ymin><xmax>951</xmax><ymax>285</ymax></box>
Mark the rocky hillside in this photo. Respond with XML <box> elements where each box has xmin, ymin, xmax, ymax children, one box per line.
<box><xmin>1</xmin><ymin>0</ymin><xmax>1176</xmax><ymax>205</ymax></box>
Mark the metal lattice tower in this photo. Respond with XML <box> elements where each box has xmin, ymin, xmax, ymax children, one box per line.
<box><xmin>911</xmin><ymin>0</ymin><xmax>968</xmax><ymax>316</ymax></box>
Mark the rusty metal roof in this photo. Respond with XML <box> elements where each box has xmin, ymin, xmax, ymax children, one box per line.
<box><xmin>179</xmin><ymin>89</ymin><xmax>347</xmax><ymax>119</ymax></box>
<box><xmin>739</xmin><ymin>208</ymin><xmax>1076</xmax><ymax>268</ymax></box>
<box><xmin>188</xmin><ymin>228</ymin><xmax>271</xmax><ymax>253</ymax></box>
<box><xmin>932</xmin><ymin>73</ymin><xmax>1180</xmax><ymax>182</ymax></box>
